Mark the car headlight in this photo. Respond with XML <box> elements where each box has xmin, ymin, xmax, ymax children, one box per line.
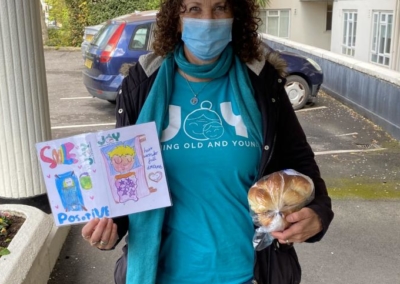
<box><xmin>307</xmin><ymin>58</ymin><xmax>322</xmax><ymax>72</ymax></box>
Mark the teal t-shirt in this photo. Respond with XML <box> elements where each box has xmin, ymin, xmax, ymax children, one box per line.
<box><xmin>158</xmin><ymin>72</ymin><xmax>262</xmax><ymax>283</ymax></box>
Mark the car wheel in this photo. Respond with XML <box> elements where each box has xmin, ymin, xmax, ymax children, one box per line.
<box><xmin>284</xmin><ymin>75</ymin><xmax>310</xmax><ymax>110</ymax></box>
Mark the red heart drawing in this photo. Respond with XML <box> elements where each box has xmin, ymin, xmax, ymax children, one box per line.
<box><xmin>78</xmin><ymin>165</ymin><xmax>82</xmax><ymax>169</ymax></box>
<box><xmin>93</xmin><ymin>169</ymin><xmax>96</xmax><ymax>173</ymax></box>
<box><xmin>47</xmin><ymin>174</ymin><xmax>51</xmax><ymax>178</ymax></box>
<box><xmin>55</xmin><ymin>205</ymin><xmax>59</xmax><ymax>209</ymax></box>
<box><xmin>90</xmin><ymin>196</ymin><xmax>94</xmax><ymax>200</ymax></box>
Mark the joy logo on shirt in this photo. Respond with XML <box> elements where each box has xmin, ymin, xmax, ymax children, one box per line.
<box><xmin>161</xmin><ymin>101</ymin><xmax>248</xmax><ymax>142</ymax></box>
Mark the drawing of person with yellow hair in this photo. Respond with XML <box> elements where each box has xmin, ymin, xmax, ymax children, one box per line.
<box><xmin>108</xmin><ymin>145</ymin><xmax>138</xmax><ymax>203</ymax></box>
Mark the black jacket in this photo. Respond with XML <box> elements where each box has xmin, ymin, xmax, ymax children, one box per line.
<box><xmin>112</xmin><ymin>51</ymin><xmax>334</xmax><ymax>284</ymax></box>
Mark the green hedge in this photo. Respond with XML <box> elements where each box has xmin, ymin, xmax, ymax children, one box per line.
<box><xmin>87</xmin><ymin>0</ymin><xmax>160</xmax><ymax>26</ymax></box>
<box><xmin>47</xmin><ymin>28</ymin><xmax>71</xmax><ymax>47</ymax></box>
<box><xmin>47</xmin><ymin>0</ymin><xmax>159</xmax><ymax>47</ymax></box>
<box><xmin>64</xmin><ymin>0</ymin><xmax>89</xmax><ymax>46</ymax></box>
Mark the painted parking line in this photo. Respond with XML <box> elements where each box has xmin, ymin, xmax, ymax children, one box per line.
<box><xmin>335</xmin><ymin>132</ymin><xmax>358</xmax><ymax>137</ymax></box>
<box><xmin>295</xmin><ymin>106</ymin><xmax>327</xmax><ymax>113</ymax></box>
<box><xmin>307</xmin><ymin>132</ymin><xmax>359</xmax><ymax>140</ymax></box>
<box><xmin>314</xmin><ymin>148</ymin><xmax>386</xmax><ymax>156</ymax></box>
<box><xmin>60</xmin><ymin>97</ymin><xmax>94</xmax><ymax>100</ymax></box>
<box><xmin>51</xmin><ymin>123</ymin><xmax>115</xmax><ymax>130</ymax></box>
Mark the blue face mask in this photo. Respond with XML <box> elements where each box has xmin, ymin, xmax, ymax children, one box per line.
<box><xmin>181</xmin><ymin>18</ymin><xmax>234</xmax><ymax>61</ymax></box>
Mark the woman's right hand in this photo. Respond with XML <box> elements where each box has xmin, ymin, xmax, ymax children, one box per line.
<box><xmin>81</xmin><ymin>217</ymin><xmax>118</xmax><ymax>250</ymax></box>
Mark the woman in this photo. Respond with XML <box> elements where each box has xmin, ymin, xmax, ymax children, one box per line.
<box><xmin>81</xmin><ymin>0</ymin><xmax>334</xmax><ymax>283</ymax></box>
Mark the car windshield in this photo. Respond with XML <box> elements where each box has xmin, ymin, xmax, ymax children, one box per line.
<box><xmin>91</xmin><ymin>23</ymin><xmax>120</xmax><ymax>48</ymax></box>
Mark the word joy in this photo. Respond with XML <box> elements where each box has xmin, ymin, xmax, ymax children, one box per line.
<box><xmin>97</xmin><ymin>133</ymin><xmax>120</xmax><ymax>146</ymax></box>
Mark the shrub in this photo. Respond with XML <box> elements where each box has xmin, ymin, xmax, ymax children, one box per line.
<box><xmin>46</xmin><ymin>0</ymin><xmax>160</xmax><ymax>47</ymax></box>
<box><xmin>47</xmin><ymin>28</ymin><xmax>71</xmax><ymax>47</ymax></box>
<box><xmin>87</xmin><ymin>0</ymin><xmax>160</xmax><ymax>26</ymax></box>
<box><xmin>64</xmin><ymin>0</ymin><xmax>90</xmax><ymax>46</ymax></box>
<box><xmin>0</xmin><ymin>212</ymin><xmax>11</xmax><ymax>256</ymax></box>
<box><xmin>0</xmin><ymin>214</ymin><xmax>11</xmax><ymax>237</ymax></box>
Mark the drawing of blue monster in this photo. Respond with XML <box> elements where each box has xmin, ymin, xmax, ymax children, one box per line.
<box><xmin>55</xmin><ymin>171</ymin><xmax>87</xmax><ymax>212</ymax></box>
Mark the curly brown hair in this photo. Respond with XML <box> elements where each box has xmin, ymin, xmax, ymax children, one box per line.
<box><xmin>152</xmin><ymin>0</ymin><xmax>262</xmax><ymax>63</ymax></box>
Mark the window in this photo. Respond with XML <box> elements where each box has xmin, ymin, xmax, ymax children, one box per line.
<box><xmin>326</xmin><ymin>4</ymin><xmax>333</xmax><ymax>31</ymax></box>
<box><xmin>371</xmin><ymin>11</ymin><xmax>393</xmax><ymax>66</ymax></box>
<box><xmin>265</xmin><ymin>10</ymin><xmax>290</xmax><ymax>38</ymax></box>
<box><xmin>92</xmin><ymin>24</ymin><xmax>121</xmax><ymax>49</ymax></box>
<box><xmin>129</xmin><ymin>24</ymin><xmax>151</xmax><ymax>50</ymax></box>
<box><xmin>342</xmin><ymin>11</ymin><xmax>357</xmax><ymax>56</ymax></box>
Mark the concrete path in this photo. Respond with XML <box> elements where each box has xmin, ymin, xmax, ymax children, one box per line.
<box><xmin>297</xmin><ymin>200</ymin><xmax>400</xmax><ymax>284</ymax></box>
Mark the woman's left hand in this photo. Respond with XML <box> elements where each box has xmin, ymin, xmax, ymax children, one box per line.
<box><xmin>270</xmin><ymin>207</ymin><xmax>322</xmax><ymax>244</ymax></box>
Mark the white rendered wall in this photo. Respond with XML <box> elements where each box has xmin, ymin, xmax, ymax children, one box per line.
<box><xmin>330</xmin><ymin>0</ymin><xmax>398</xmax><ymax>69</ymax></box>
<box><xmin>0</xmin><ymin>0</ymin><xmax>51</xmax><ymax>198</ymax></box>
<box><xmin>264</xmin><ymin>0</ymin><xmax>332</xmax><ymax>50</ymax></box>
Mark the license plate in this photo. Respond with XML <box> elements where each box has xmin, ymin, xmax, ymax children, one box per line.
<box><xmin>84</xmin><ymin>59</ymin><xmax>93</xmax><ymax>69</ymax></box>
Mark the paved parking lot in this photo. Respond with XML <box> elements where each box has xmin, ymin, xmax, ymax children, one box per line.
<box><xmin>44</xmin><ymin>49</ymin><xmax>116</xmax><ymax>139</ymax></box>
<box><xmin>45</xmin><ymin>50</ymin><xmax>400</xmax><ymax>284</ymax></box>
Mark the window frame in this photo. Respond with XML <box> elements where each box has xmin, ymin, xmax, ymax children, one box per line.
<box><xmin>326</xmin><ymin>3</ymin><xmax>333</xmax><ymax>31</ymax></box>
<box><xmin>342</xmin><ymin>10</ymin><xmax>358</xmax><ymax>57</ymax></box>
<box><xmin>128</xmin><ymin>23</ymin><xmax>153</xmax><ymax>51</ymax></box>
<box><xmin>370</xmin><ymin>11</ymin><xmax>393</xmax><ymax>67</ymax></box>
<box><xmin>265</xmin><ymin>9</ymin><xmax>291</xmax><ymax>39</ymax></box>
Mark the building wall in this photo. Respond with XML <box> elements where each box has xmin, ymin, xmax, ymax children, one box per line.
<box><xmin>261</xmin><ymin>0</ymin><xmax>332</xmax><ymax>50</ymax></box>
<box><xmin>331</xmin><ymin>0</ymin><xmax>399</xmax><ymax>70</ymax></box>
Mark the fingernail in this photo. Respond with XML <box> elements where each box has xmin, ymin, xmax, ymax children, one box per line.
<box><xmin>91</xmin><ymin>241</ymin><xmax>99</xmax><ymax>246</ymax></box>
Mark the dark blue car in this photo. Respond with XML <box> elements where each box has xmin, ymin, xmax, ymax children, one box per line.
<box><xmin>260</xmin><ymin>38</ymin><xmax>324</xmax><ymax>109</ymax></box>
<box><xmin>83</xmin><ymin>12</ymin><xmax>323</xmax><ymax>109</ymax></box>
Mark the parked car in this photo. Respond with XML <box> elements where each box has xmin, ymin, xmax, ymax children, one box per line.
<box><xmin>80</xmin><ymin>12</ymin><xmax>151</xmax><ymax>58</ymax></box>
<box><xmin>81</xmin><ymin>23</ymin><xmax>104</xmax><ymax>57</ymax></box>
<box><xmin>260</xmin><ymin>34</ymin><xmax>323</xmax><ymax>109</ymax></box>
<box><xmin>82</xmin><ymin>12</ymin><xmax>323</xmax><ymax>109</ymax></box>
<box><xmin>82</xmin><ymin>10</ymin><xmax>157</xmax><ymax>103</ymax></box>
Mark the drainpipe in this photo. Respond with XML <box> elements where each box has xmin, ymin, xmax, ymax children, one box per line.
<box><xmin>393</xmin><ymin>0</ymin><xmax>400</xmax><ymax>70</ymax></box>
<box><xmin>0</xmin><ymin>0</ymin><xmax>52</xmax><ymax>212</ymax></box>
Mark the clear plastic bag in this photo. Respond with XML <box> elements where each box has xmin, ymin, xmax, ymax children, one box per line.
<box><xmin>248</xmin><ymin>169</ymin><xmax>315</xmax><ymax>251</ymax></box>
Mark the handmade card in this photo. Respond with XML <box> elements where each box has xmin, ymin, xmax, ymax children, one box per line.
<box><xmin>35</xmin><ymin>122</ymin><xmax>171</xmax><ymax>226</ymax></box>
